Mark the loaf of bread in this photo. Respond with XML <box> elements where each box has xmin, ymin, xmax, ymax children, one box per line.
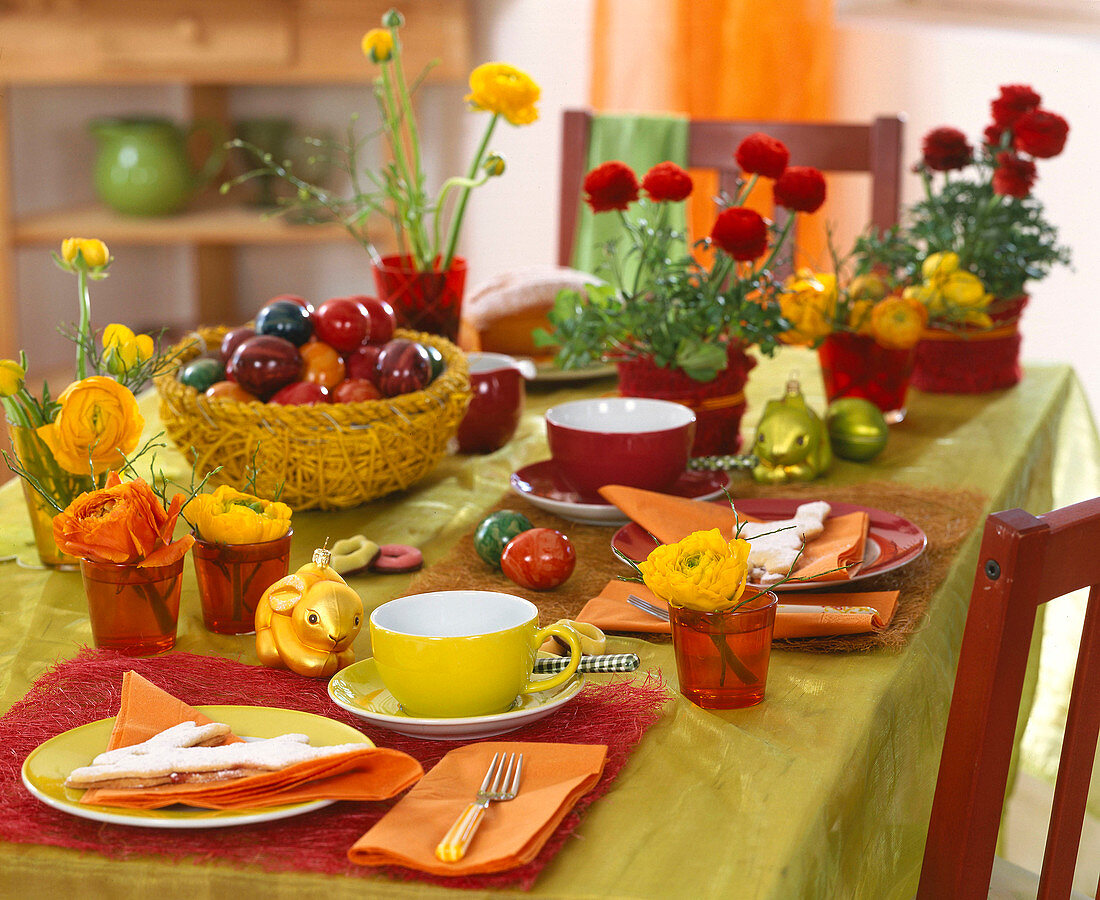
<box><xmin>463</xmin><ymin>265</ymin><xmax>604</xmax><ymax>358</ymax></box>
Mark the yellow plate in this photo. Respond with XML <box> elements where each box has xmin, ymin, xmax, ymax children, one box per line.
<box><xmin>328</xmin><ymin>657</ymin><xmax>584</xmax><ymax>741</ymax></box>
<box><xmin>21</xmin><ymin>705</ymin><xmax>371</xmax><ymax>829</ymax></box>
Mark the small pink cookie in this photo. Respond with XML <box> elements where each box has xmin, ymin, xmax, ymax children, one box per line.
<box><xmin>370</xmin><ymin>544</ymin><xmax>424</xmax><ymax>573</ymax></box>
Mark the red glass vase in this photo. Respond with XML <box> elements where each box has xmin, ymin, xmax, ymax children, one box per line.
<box><xmin>818</xmin><ymin>332</ymin><xmax>915</xmax><ymax>424</ymax></box>
<box><xmin>669</xmin><ymin>591</ymin><xmax>778</xmax><ymax>709</ymax></box>
<box><xmin>192</xmin><ymin>531</ymin><xmax>293</xmax><ymax>634</ymax></box>
<box><xmin>371</xmin><ymin>254</ymin><xmax>467</xmax><ymax>342</ymax></box>
<box><xmin>80</xmin><ymin>557</ymin><xmax>184</xmax><ymax>656</ymax></box>
<box><xmin>616</xmin><ymin>341</ymin><xmax>756</xmax><ymax>456</ymax></box>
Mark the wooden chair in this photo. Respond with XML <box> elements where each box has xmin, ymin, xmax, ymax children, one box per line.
<box><xmin>558</xmin><ymin>109</ymin><xmax>905</xmax><ymax>268</ymax></box>
<box><xmin>918</xmin><ymin>499</ymin><xmax>1100</xmax><ymax>899</ymax></box>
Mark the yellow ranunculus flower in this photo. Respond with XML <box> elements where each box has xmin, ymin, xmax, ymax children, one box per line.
<box><xmin>779</xmin><ymin>272</ymin><xmax>837</xmax><ymax>346</ymax></box>
<box><xmin>870</xmin><ymin>294</ymin><xmax>929</xmax><ymax>350</ymax></box>
<box><xmin>0</xmin><ymin>359</ymin><xmax>26</xmax><ymax>397</ymax></box>
<box><xmin>912</xmin><ymin>251</ymin><xmax>992</xmax><ymax>319</ymax></box>
<box><xmin>361</xmin><ymin>28</ymin><xmax>393</xmax><ymax>63</ymax></box>
<box><xmin>938</xmin><ymin>271</ymin><xmax>990</xmax><ymax>309</ymax></box>
<box><xmin>60</xmin><ymin>238</ymin><xmax>110</xmax><ymax>268</ymax></box>
<box><xmin>185</xmin><ymin>485</ymin><xmax>292</xmax><ymax>544</ymax></box>
<box><xmin>847</xmin><ymin>298</ymin><xmax>876</xmax><ymax>336</ymax></box>
<box><xmin>638</xmin><ymin>528</ymin><xmax>751</xmax><ymax>613</ymax></box>
<box><xmin>466</xmin><ymin>63</ymin><xmax>540</xmax><ymax>126</ymax></box>
<box><xmin>36</xmin><ymin>376</ymin><xmax>143</xmax><ymax>476</ymax></box>
<box><xmin>921</xmin><ymin>251</ymin><xmax>959</xmax><ymax>281</ymax></box>
<box><xmin>102</xmin><ymin>323</ymin><xmax>154</xmax><ymax>376</ymax></box>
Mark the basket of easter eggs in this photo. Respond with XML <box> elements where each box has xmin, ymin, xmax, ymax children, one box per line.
<box><xmin>154</xmin><ymin>296</ymin><xmax>470</xmax><ymax>510</ymax></box>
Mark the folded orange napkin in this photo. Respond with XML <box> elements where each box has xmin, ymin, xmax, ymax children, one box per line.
<box><xmin>80</xmin><ymin>671</ymin><xmax>423</xmax><ymax>810</ymax></box>
<box><xmin>578</xmin><ymin>579</ymin><xmax>899</xmax><ymax>639</ymax></box>
<box><xmin>348</xmin><ymin>741</ymin><xmax>607</xmax><ymax>875</ymax></box>
<box><xmin>599</xmin><ymin>485</ymin><xmax>870</xmax><ymax>582</ymax></box>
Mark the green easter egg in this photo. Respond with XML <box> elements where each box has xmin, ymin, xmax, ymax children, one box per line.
<box><xmin>827</xmin><ymin>398</ymin><xmax>889</xmax><ymax>462</ymax></box>
<box><xmin>178</xmin><ymin>357</ymin><xmax>225</xmax><ymax>392</ymax></box>
<box><xmin>474</xmin><ymin>510</ymin><xmax>534</xmax><ymax>568</ymax></box>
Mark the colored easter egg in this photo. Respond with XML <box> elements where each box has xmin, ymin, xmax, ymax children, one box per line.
<box><xmin>473</xmin><ymin>509</ymin><xmax>534</xmax><ymax>568</ymax></box>
<box><xmin>256</xmin><ymin>299</ymin><xmax>313</xmax><ymax>346</ymax></box>
<box><xmin>376</xmin><ymin>339</ymin><xmax>432</xmax><ymax>397</ymax></box>
<box><xmin>178</xmin><ymin>357</ymin><xmax>224</xmax><ymax>392</ymax></box>
<box><xmin>827</xmin><ymin>397</ymin><xmax>889</xmax><ymax>462</ymax></box>
<box><xmin>500</xmin><ymin>528</ymin><xmax>576</xmax><ymax>591</ymax></box>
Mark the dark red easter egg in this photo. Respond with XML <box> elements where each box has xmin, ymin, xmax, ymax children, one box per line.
<box><xmin>269</xmin><ymin>381</ymin><xmax>331</xmax><ymax>406</ymax></box>
<box><xmin>333</xmin><ymin>378</ymin><xmax>383</xmax><ymax>403</ymax></box>
<box><xmin>500</xmin><ymin>528</ymin><xmax>576</xmax><ymax>590</ymax></box>
<box><xmin>313</xmin><ymin>297</ymin><xmax>371</xmax><ymax>352</ymax></box>
<box><xmin>376</xmin><ymin>339</ymin><xmax>431</xmax><ymax>397</ymax></box>
<box><xmin>357</xmin><ymin>295</ymin><xmax>397</xmax><ymax>345</ymax></box>
<box><xmin>345</xmin><ymin>343</ymin><xmax>384</xmax><ymax>385</ymax></box>
<box><xmin>226</xmin><ymin>335</ymin><xmax>301</xmax><ymax>399</ymax></box>
<box><xmin>220</xmin><ymin>326</ymin><xmax>255</xmax><ymax>365</ymax></box>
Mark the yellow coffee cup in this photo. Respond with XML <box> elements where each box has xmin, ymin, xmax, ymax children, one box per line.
<box><xmin>369</xmin><ymin>590</ymin><xmax>583</xmax><ymax>718</ymax></box>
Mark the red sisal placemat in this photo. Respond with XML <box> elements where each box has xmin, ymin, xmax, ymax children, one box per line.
<box><xmin>0</xmin><ymin>648</ymin><xmax>668</xmax><ymax>891</ymax></box>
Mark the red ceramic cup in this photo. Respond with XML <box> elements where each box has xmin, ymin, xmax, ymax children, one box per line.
<box><xmin>545</xmin><ymin>397</ymin><xmax>696</xmax><ymax>498</ymax></box>
<box><xmin>456</xmin><ymin>353</ymin><xmax>535</xmax><ymax>454</ymax></box>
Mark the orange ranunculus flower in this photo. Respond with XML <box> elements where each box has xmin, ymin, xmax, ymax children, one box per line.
<box><xmin>53</xmin><ymin>472</ymin><xmax>194</xmax><ymax>566</ymax></box>
<box><xmin>871</xmin><ymin>294</ymin><xmax>929</xmax><ymax>350</ymax></box>
<box><xmin>36</xmin><ymin>376</ymin><xmax>144</xmax><ymax>476</ymax></box>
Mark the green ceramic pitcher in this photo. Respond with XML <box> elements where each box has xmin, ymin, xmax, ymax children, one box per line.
<box><xmin>89</xmin><ymin>116</ymin><xmax>227</xmax><ymax>216</ymax></box>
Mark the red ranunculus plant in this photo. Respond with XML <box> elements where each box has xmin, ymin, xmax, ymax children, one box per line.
<box><xmin>540</xmin><ymin>134</ymin><xmax>826</xmax><ymax>381</ymax></box>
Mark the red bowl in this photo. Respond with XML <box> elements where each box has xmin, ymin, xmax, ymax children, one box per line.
<box><xmin>545</xmin><ymin>398</ymin><xmax>696</xmax><ymax>497</ymax></box>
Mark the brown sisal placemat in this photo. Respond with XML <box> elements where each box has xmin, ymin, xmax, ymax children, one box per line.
<box><xmin>407</xmin><ymin>481</ymin><xmax>988</xmax><ymax>654</ymax></box>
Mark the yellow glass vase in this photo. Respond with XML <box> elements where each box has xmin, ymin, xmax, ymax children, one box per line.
<box><xmin>8</xmin><ymin>424</ymin><xmax>94</xmax><ymax>569</ymax></box>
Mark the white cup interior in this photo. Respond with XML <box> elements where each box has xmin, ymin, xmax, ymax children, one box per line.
<box><xmin>371</xmin><ymin>590</ymin><xmax>536</xmax><ymax>637</ymax></box>
<box><xmin>466</xmin><ymin>352</ymin><xmax>536</xmax><ymax>379</ymax></box>
<box><xmin>545</xmin><ymin>397</ymin><xmax>695</xmax><ymax>433</ymax></box>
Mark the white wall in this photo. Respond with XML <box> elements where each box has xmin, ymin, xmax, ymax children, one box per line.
<box><xmin>9</xmin><ymin>0</ymin><xmax>1097</xmax><ymax>420</ymax></box>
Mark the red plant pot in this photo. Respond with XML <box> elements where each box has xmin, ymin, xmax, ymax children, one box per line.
<box><xmin>371</xmin><ymin>254</ymin><xmax>467</xmax><ymax>342</ymax></box>
<box><xmin>818</xmin><ymin>332</ymin><xmax>916</xmax><ymax>424</ymax></box>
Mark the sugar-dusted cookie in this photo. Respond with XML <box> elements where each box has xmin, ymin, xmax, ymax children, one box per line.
<box><xmin>738</xmin><ymin>501</ymin><xmax>831</xmax><ymax>583</ymax></box>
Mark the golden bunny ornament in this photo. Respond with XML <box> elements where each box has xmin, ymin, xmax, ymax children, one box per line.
<box><xmin>255</xmin><ymin>547</ymin><xmax>364</xmax><ymax>678</ymax></box>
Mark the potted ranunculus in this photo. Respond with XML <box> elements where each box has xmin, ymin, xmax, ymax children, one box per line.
<box><xmin>541</xmin><ymin>134</ymin><xmax>828</xmax><ymax>455</ymax></box>
<box><xmin>185</xmin><ymin>486</ymin><xmax>294</xmax><ymax>635</ymax></box>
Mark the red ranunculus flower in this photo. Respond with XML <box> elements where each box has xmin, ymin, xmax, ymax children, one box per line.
<box><xmin>921</xmin><ymin>126</ymin><xmax>973</xmax><ymax>171</ymax></box>
<box><xmin>734</xmin><ymin>133</ymin><xmax>790</xmax><ymax>179</ymax></box>
<box><xmin>710</xmin><ymin>207</ymin><xmax>768</xmax><ymax>261</ymax></box>
<box><xmin>992</xmin><ymin>152</ymin><xmax>1037</xmax><ymax>198</ymax></box>
<box><xmin>773</xmin><ymin>166</ymin><xmax>826</xmax><ymax>213</ymax></box>
<box><xmin>984</xmin><ymin>123</ymin><xmax>1007</xmax><ymax>147</ymax></box>
<box><xmin>583</xmin><ymin>161</ymin><xmax>640</xmax><ymax>212</ymax></box>
<box><xmin>641</xmin><ymin>161</ymin><xmax>693</xmax><ymax>202</ymax></box>
<box><xmin>1014</xmin><ymin>109</ymin><xmax>1069</xmax><ymax>159</ymax></box>
<box><xmin>991</xmin><ymin>84</ymin><xmax>1041</xmax><ymax>128</ymax></box>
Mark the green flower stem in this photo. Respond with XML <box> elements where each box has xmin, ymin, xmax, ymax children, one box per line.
<box><xmin>379</xmin><ymin>61</ymin><xmax>424</xmax><ymax>263</ymax></box>
<box><xmin>757</xmin><ymin>212</ymin><xmax>796</xmax><ymax>277</ymax></box>
<box><xmin>441</xmin><ymin>113</ymin><xmax>499</xmax><ymax>271</ymax></box>
<box><xmin>710</xmin><ymin>632</ymin><xmax>757</xmax><ymax>686</ymax></box>
<box><xmin>75</xmin><ymin>265</ymin><xmax>91</xmax><ymax>380</ymax></box>
<box><xmin>735</xmin><ymin>173</ymin><xmax>759</xmax><ymax>206</ymax></box>
<box><xmin>432</xmin><ymin>172</ymin><xmax>490</xmax><ymax>256</ymax></box>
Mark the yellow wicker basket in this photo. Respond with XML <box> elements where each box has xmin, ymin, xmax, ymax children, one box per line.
<box><xmin>154</xmin><ymin>326</ymin><xmax>471</xmax><ymax>510</ymax></box>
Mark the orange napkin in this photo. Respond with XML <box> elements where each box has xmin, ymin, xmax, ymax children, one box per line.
<box><xmin>80</xmin><ymin>671</ymin><xmax>423</xmax><ymax>810</ymax></box>
<box><xmin>578</xmin><ymin>579</ymin><xmax>899</xmax><ymax>639</ymax></box>
<box><xmin>348</xmin><ymin>741</ymin><xmax>607</xmax><ymax>875</ymax></box>
<box><xmin>599</xmin><ymin>485</ymin><xmax>870</xmax><ymax>582</ymax></box>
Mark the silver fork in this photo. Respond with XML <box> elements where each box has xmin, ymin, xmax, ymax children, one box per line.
<box><xmin>435</xmin><ymin>751</ymin><xmax>524</xmax><ymax>862</ymax></box>
<box><xmin>627</xmin><ymin>593</ymin><xmax>670</xmax><ymax>621</ymax></box>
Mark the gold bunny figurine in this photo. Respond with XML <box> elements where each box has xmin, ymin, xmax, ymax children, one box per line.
<box><xmin>751</xmin><ymin>375</ymin><xmax>832</xmax><ymax>484</ymax></box>
<box><xmin>255</xmin><ymin>547</ymin><xmax>364</xmax><ymax>678</ymax></box>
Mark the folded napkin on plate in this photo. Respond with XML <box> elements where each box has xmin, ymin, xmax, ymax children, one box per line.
<box><xmin>349</xmin><ymin>741</ymin><xmax>607</xmax><ymax>875</ymax></box>
<box><xmin>578</xmin><ymin>580</ymin><xmax>899</xmax><ymax>639</ymax></box>
<box><xmin>80</xmin><ymin>671</ymin><xmax>423</xmax><ymax>810</ymax></box>
<box><xmin>598</xmin><ymin>485</ymin><xmax>870</xmax><ymax>582</ymax></box>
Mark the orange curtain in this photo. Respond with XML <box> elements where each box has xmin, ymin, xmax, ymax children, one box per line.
<box><xmin>590</xmin><ymin>0</ymin><xmax>834</xmax><ymax>265</ymax></box>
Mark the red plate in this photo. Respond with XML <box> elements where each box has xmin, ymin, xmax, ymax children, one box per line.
<box><xmin>611</xmin><ymin>498</ymin><xmax>928</xmax><ymax>592</ymax></box>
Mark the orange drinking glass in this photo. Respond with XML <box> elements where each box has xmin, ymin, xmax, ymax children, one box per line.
<box><xmin>192</xmin><ymin>531</ymin><xmax>292</xmax><ymax>634</ymax></box>
<box><xmin>80</xmin><ymin>557</ymin><xmax>185</xmax><ymax>656</ymax></box>
<box><xmin>668</xmin><ymin>591</ymin><xmax>778</xmax><ymax>709</ymax></box>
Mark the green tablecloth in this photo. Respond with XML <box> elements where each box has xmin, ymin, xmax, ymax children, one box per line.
<box><xmin>1</xmin><ymin>349</ymin><xmax>1096</xmax><ymax>899</ymax></box>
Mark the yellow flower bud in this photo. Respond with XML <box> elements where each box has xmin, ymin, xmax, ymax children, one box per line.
<box><xmin>362</xmin><ymin>28</ymin><xmax>394</xmax><ymax>63</ymax></box>
<box><xmin>483</xmin><ymin>153</ymin><xmax>506</xmax><ymax>177</ymax></box>
<box><xmin>60</xmin><ymin>238</ymin><xmax>110</xmax><ymax>268</ymax></box>
<box><xmin>921</xmin><ymin>251</ymin><xmax>959</xmax><ymax>281</ymax></box>
<box><xmin>102</xmin><ymin>323</ymin><xmax>154</xmax><ymax>375</ymax></box>
<box><xmin>0</xmin><ymin>359</ymin><xmax>26</xmax><ymax>397</ymax></box>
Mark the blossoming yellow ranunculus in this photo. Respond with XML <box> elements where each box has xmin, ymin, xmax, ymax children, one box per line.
<box><xmin>0</xmin><ymin>359</ymin><xmax>25</xmax><ymax>397</ymax></box>
<box><xmin>638</xmin><ymin>528</ymin><xmax>751</xmax><ymax>612</ymax></box>
<box><xmin>779</xmin><ymin>272</ymin><xmax>837</xmax><ymax>345</ymax></box>
<box><xmin>36</xmin><ymin>376</ymin><xmax>144</xmax><ymax>476</ymax></box>
<box><xmin>870</xmin><ymin>294</ymin><xmax>929</xmax><ymax>350</ymax></box>
<box><xmin>466</xmin><ymin>63</ymin><xmax>540</xmax><ymax>126</ymax></box>
<box><xmin>911</xmin><ymin>251</ymin><xmax>992</xmax><ymax>318</ymax></box>
<box><xmin>361</xmin><ymin>28</ymin><xmax>393</xmax><ymax>63</ymax></box>
<box><xmin>60</xmin><ymin>238</ymin><xmax>110</xmax><ymax>268</ymax></box>
<box><xmin>184</xmin><ymin>485</ymin><xmax>292</xmax><ymax>544</ymax></box>
<box><xmin>102</xmin><ymin>323</ymin><xmax>155</xmax><ymax>376</ymax></box>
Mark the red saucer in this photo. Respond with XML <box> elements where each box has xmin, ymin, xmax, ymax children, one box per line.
<box><xmin>511</xmin><ymin>459</ymin><xmax>730</xmax><ymax>507</ymax></box>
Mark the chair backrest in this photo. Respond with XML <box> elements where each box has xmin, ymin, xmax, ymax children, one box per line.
<box><xmin>558</xmin><ymin>109</ymin><xmax>905</xmax><ymax>268</ymax></box>
<box><xmin>918</xmin><ymin>499</ymin><xmax>1100</xmax><ymax>899</ymax></box>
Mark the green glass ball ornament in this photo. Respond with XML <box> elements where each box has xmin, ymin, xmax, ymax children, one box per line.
<box><xmin>473</xmin><ymin>509</ymin><xmax>534</xmax><ymax>568</ymax></box>
<box><xmin>826</xmin><ymin>398</ymin><xmax>889</xmax><ymax>462</ymax></box>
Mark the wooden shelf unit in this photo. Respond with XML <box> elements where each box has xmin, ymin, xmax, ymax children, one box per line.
<box><xmin>0</xmin><ymin>0</ymin><xmax>471</xmax><ymax>356</ymax></box>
